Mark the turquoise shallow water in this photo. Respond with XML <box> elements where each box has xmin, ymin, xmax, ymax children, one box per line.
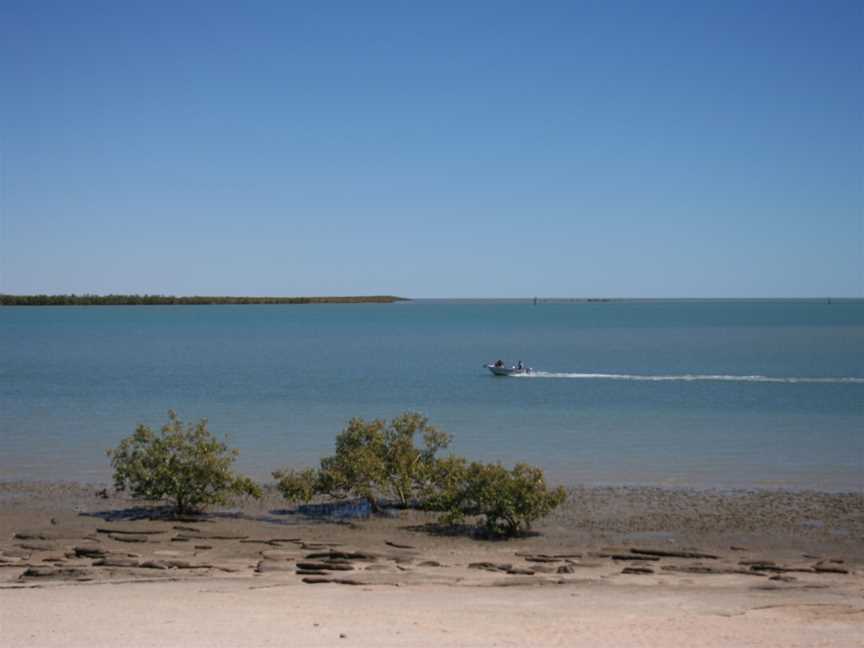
<box><xmin>1</xmin><ymin>301</ymin><xmax>862</xmax><ymax>489</ymax></box>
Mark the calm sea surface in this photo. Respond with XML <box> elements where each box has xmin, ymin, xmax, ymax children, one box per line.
<box><xmin>1</xmin><ymin>301</ymin><xmax>862</xmax><ymax>490</ymax></box>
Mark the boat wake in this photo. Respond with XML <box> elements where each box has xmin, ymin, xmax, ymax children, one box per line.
<box><xmin>513</xmin><ymin>372</ymin><xmax>864</xmax><ymax>384</ymax></box>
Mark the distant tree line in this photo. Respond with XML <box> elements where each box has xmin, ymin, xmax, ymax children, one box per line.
<box><xmin>0</xmin><ymin>294</ymin><xmax>407</xmax><ymax>306</ymax></box>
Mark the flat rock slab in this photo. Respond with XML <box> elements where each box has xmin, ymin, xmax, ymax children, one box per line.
<box><xmin>630</xmin><ymin>548</ymin><xmax>718</xmax><ymax>560</ymax></box>
<box><xmin>13</xmin><ymin>532</ymin><xmax>51</xmax><ymax>541</ymax></box>
<box><xmin>418</xmin><ymin>560</ymin><xmax>443</xmax><ymax>567</ymax></box>
<box><xmin>468</xmin><ymin>562</ymin><xmax>512</xmax><ymax>573</ymax></box>
<box><xmin>485</xmin><ymin>577</ymin><xmax>567</xmax><ymax>588</ymax></box>
<box><xmin>96</xmin><ymin>528</ymin><xmax>166</xmax><ymax>536</ymax></box>
<box><xmin>20</xmin><ymin>566</ymin><xmax>94</xmax><ymax>581</ymax></box>
<box><xmin>622</xmin><ymin>567</ymin><xmax>654</xmax><ymax>575</ymax></box>
<box><xmin>15</xmin><ymin>542</ymin><xmax>62</xmax><ymax>552</ymax></box>
<box><xmin>162</xmin><ymin>560</ymin><xmax>212</xmax><ymax>569</ymax></box>
<box><xmin>0</xmin><ymin>563</ymin><xmax>38</xmax><ymax>570</ymax></box>
<box><xmin>94</xmin><ymin>558</ymin><xmax>140</xmax><ymax>568</ymax></box>
<box><xmin>73</xmin><ymin>546</ymin><xmax>112</xmax><ymax>559</ymax></box>
<box><xmin>109</xmin><ymin>534</ymin><xmax>152</xmax><ymax>543</ymax></box>
<box><xmin>748</xmin><ymin>564</ymin><xmax>815</xmax><ymax>574</ymax></box>
<box><xmin>813</xmin><ymin>564</ymin><xmax>850</xmax><ymax>574</ymax></box>
<box><xmin>301</xmin><ymin>577</ymin><xmax>365</xmax><ymax>586</ymax></box>
<box><xmin>296</xmin><ymin>561</ymin><xmax>354</xmax><ymax>572</ymax></box>
<box><xmin>260</xmin><ymin>551</ymin><xmax>296</xmax><ymax>561</ymax></box>
<box><xmin>173</xmin><ymin>533</ymin><xmax>248</xmax><ymax>541</ymax></box>
<box><xmin>661</xmin><ymin>565</ymin><xmax>767</xmax><ymax>577</ymax></box>
<box><xmin>304</xmin><ymin>551</ymin><xmax>378</xmax><ymax>561</ymax></box>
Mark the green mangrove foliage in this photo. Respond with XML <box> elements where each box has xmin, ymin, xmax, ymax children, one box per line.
<box><xmin>108</xmin><ymin>411</ymin><xmax>261</xmax><ymax>514</ymax></box>
<box><xmin>1</xmin><ymin>294</ymin><xmax>406</xmax><ymax>306</ymax></box>
<box><xmin>274</xmin><ymin>413</ymin><xmax>451</xmax><ymax>510</ymax></box>
<box><xmin>429</xmin><ymin>461</ymin><xmax>567</xmax><ymax>536</ymax></box>
<box><xmin>274</xmin><ymin>412</ymin><xmax>566</xmax><ymax>537</ymax></box>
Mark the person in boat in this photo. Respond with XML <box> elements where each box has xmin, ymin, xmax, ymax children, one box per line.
<box><xmin>494</xmin><ymin>359</ymin><xmax>504</xmax><ymax>368</ymax></box>
<box><xmin>516</xmin><ymin>360</ymin><xmax>524</xmax><ymax>371</ymax></box>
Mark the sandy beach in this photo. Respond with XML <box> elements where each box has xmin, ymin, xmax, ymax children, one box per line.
<box><xmin>2</xmin><ymin>482</ymin><xmax>862</xmax><ymax>647</ymax></box>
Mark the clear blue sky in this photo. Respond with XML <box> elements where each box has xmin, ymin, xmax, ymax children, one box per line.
<box><xmin>1</xmin><ymin>0</ymin><xmax>861</xmax><ymax>297</ymax></box>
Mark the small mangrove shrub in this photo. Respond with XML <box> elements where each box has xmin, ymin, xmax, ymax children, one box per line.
<box><xmin>272</xmin><ymin>467</ymin><xmax>318</xmax><ymax>504</ymax></box>
<box><xmin>107</xmin><ymin>411</ymin><xmax>261</xmax><ymax>514</ymax></box>
<box><xmin>432</xmin><ymin>461</ymin><xmax>567</xmax><ymax>537</ymax></box>
<box><xmin>274</xmin><ymin>412</ymin><xmax>566</xmax><ymax>537</ymax></box>
<box><xmin>274</xmin><ymin>412</ymin><xmax>451</xmax><ymax>510</ymax></box>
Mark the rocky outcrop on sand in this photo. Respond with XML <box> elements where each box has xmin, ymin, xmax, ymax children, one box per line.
<box><xmin>1</xmin><ymin>483</ymin><xmax>860</xmax><ymax>594</ymax></box>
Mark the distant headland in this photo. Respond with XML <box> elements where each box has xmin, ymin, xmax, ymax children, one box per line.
<box><xmin>0</xmin><ymin>294</ymin><xmax>408</xmax><ymax>306</ymax></box>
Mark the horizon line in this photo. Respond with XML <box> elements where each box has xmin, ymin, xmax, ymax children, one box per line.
<box><xmin>2</xmin><ymin>293</ymin><xmax>863</xmax><ymax>303</ymax></box>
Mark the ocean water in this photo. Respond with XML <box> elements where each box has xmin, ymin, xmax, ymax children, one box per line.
<box><xmin>1</xmin><ymin>301</ymin><xmax>862</xmax><ymax>490</ymax></box>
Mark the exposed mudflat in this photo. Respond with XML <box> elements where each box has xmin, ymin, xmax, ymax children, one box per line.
<box><xmin>1</xmin><ymin>481</ymin><xmax>861</xmax><ymax>586</ymax></box>
<box><xmin>1</xmin><ymin>481</ymin><xmax>862</xmax><ymax>646</ymax></box>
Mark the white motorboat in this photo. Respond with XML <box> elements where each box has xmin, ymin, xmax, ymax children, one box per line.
<box><xmin>484</xmin><ymin>362</ymin><xmax>532</xmax><ymax>376</ymax></box>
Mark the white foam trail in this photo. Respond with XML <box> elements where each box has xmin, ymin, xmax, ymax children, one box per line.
<box><xmin>513</xmin><ymin>372</ymin><xmax>864</xmax><ymax>384</ymax></box>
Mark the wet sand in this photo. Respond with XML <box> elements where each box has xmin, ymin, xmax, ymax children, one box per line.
<box><xmin>1</xmin><ymin>482</ymin><xmax>862</xmax><ymax>646</ymax></box>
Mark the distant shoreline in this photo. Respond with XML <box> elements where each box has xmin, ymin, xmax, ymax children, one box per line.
<box><xmin>0</xmin><ymin>294</ymin><xmax>409</xmax><ymax>306</ymax></box>
<box><xmin>3</xmin><ymin>295</ymin><xmax>862</xmax><ymax>306</ymax></box>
